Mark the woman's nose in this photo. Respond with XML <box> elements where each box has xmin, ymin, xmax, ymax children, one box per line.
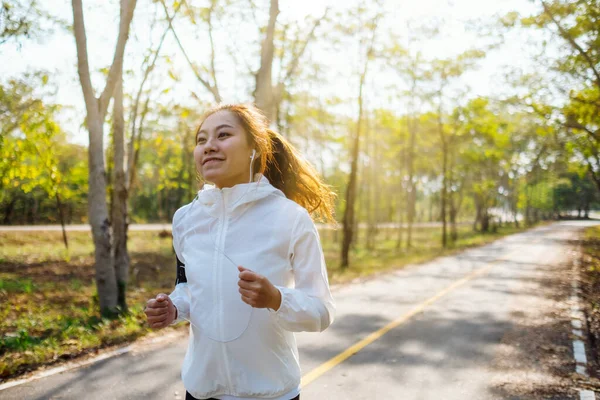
<box><xmin>203</xmin><ymin>137</ymin><xmax>218</xmax><ymax>153</ymax></box>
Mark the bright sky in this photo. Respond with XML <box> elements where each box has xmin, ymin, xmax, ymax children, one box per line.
<box><xmin>0</xmin><ymin>0</ymin><xmax>543</xmax><ymax>146</ymax></box>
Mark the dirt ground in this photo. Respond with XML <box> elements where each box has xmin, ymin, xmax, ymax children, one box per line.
<box><xmin>490</xmin><ymin>240</ymin><xmax>600</xmax><ymax>399</ymax></box>
<box><xmin>580</xmin><ymin>232</ymin><xmax>600</xmax><ymax>383</ymax></box>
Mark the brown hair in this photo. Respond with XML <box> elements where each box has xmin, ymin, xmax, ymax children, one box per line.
<box><xmin>197</xmin><ymin>103</ymin><xmax>336</xmax><ymax>223</ymax></box>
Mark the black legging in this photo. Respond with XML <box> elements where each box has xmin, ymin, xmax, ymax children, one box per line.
<box><xmin>185</xmin><ymin>392</ymin><xmax>300</xmax><ymax>400</ymax></box>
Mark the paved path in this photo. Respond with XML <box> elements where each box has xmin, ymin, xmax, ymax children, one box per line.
<box><xmin>0</xmin><ymin>221</ymin><xmax>597</xmax><ymax>399</ymax></box>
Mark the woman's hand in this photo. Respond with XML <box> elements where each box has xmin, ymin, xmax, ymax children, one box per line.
<box><xmin>237</xmin><ymin>266</ymin><xmax>282</xmax><ymax>311</ymax></box>
<box><xmin>144</xmin><ymin>293</ymin><xmax>177</xmax><ymax>329</ymax></box>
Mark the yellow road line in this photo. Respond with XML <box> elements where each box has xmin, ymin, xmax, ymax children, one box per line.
<box><xmin>301</xmin><ymin>255</ymin><xmax>510</xmax><ymax>388</ymax></box>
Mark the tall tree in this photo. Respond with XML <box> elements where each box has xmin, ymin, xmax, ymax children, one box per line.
<box><xmin>341</xmin><ymin>6</ymin><xmax>380</xmax><ymax>269</ymax></box>
<box><xmin>428</xmin><ymin>49</ymin><xmax>484</xmax><ymax>246</ymax></box>
<box><xmin>515</xmin><ymin>1</ymin><xmax>600</xmax><ymax>192</ymax></box>
<box><xmin>71</xmin><ymin>0</ymin><xmax>137</xmax><ymax>316</ymax></box>
<box><xmin>385</xmin><ymin>28</ymin><xmax>432</xmax><ymax>249</ymax></box>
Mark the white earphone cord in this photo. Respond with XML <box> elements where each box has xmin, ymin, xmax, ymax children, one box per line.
<box><xmin>176</xmin><ymin>150</ymin><xmax>260</xmax><ymax>334</ymax></box>
<box><xmin>249</xmin><ymin>149</ymin><xmax>256</xmax><ymax>183</ymax></box>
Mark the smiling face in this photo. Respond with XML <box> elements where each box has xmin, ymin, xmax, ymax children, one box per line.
<box><xmin>194</xmin><ymin>110</ymin><xmax>254</xmax><ymax>189</ymax></box>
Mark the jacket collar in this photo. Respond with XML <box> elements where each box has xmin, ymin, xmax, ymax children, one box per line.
<box><xmin>195</xmin><ymin>174</ymin><xmax>283</xmax><ymax>218</ymax></box>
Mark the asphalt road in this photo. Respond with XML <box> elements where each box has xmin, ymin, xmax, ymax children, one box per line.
<box><xmin>1</xmin><ymin>220</ymin><xmax>597</xmax><ymax>400</ymax></box>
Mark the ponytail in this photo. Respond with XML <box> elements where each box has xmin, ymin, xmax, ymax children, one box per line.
<box><xmin>261</xmin><ymin>129</ymin><xmax>336</xmax><ymax>223</ymax></box>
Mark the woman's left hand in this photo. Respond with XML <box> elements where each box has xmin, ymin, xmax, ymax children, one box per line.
<box><xmin>237</xmin><ymin>266</ymin><xmax>282</xmax><ymax>311</ymax></box>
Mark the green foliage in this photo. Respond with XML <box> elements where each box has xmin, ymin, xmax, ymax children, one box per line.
<box><xmin>0</xmin><ymin>0</ymin><xmax>54</xmax><ymax>45</ymax></box>
<box><xmin>515</xmin><ymin>0</ymin><xmax>600</xmax><ymax>193</ymax></box>
<box><xmin>129</xmin><ymin>102</ymin><xmax>201</xmax><ymax>222</ymax></box>
<box><xmin>554</xmin><ymin>172</ymin><xmax>600</xmax><ymax>214</ymax></box>
<box><xmin>0</xmin><ymin>76</ymin><xmax>88</xmax><ymax>224</ymax></box>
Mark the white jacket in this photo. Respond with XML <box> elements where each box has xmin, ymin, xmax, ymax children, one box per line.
<box><xmin>169</xmin><ymin>175</ymin><xmax>335</xmax><ymax>399</ymax></box>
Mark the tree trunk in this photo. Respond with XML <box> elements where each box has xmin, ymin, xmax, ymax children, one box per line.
<box><xmin>441</xmin><ymin>146</ymin><xmax>448</xmax><ymax>247</ymax></box>
<box><xmin>55</xmin><ymin>192</ymin><xmax>69</xmax><ymax>249</ymax></box>
<box><xmin>449</xmin><ymin>190</ymin><xmax>458</xmax><ymax>243</ymax></box>
<box><xmin>341</xmin><ymin>15</ymin><xmax>379</xmax><ymax>268</ymax></box>
<box><xmin>405</xmin><ymin>74</ymin><xmax>418</xmax><ymax>249</ymax></box>
<box><xmin>511</xmin><ymin>177</ymin><xmax>519</xmax><ymax>228</ymax></box>
<box><xmin>372</xmin><ymin>140</ymin><xmax>381</xmax><ymax>248</ymax></box>
<box><xmin>406</xmin><ymin>118</ymin><xmax>416</xmax><ymax>250</ymax></box>
<box><xmin>396</xmin><ymin>189</ymin><xmax>404</xmax><ymax>251</ymax></box>
<box><xmin>481</xmin><ymin>209</ymin><xmax>490</xmax><ymax>232</ymax></box>
<box><xmin>473</xmin><ymin>194</ymin><xmax>482</xmax><ymax>231</ymax></box>
<box><xmin>525</xmin><ymin>188</ymin><xmax>531</xmax><ymax>227</ymax></box>
<box><xmin>30</xmin><ymin>196</ymin><xmax>38</xmax><ymax>224</ymax></box>
<box><xmin>3</xmin><ymin>196</ymin><xmax>16</xmax><ymax>224</ymax></box>
<box><xmin>89</xmin><ymin>115</ymin><xmax>118</xmax><ymax>315</ymax></box>
<box><xmin>112</xmin><ymin>74</ymin><xmax>130</xmax><ymax>312</ymax></box>
<box><xmin>429</xmin><ymin>195</ymin><xmax>434</xmax><ymax>222</ymax></box>
<box><xmin>438</xmin><ymin>111</ymin><xmax>448</xmax><ymax>247</ymax></box>
<box><xmin>341</xmin><ymin>96</ymin><xmax>364</xmax><ymax>267</ymax></box>
<box><xmin>447</xmin><ymin>139</ymin><xmax>460</xmax><ymax>243</ymax></box>
<box><xmin>254</xmin><ymin>0</ymin><xmax>279</xmax><ymax>121</ymax></box>
<box><xmin>253</xmin><ymin>1</ymin><xmax>327</xmax><ymax>122</ymax></box>
<box><xmin>365</xmin><ymin>115</ymin><xmax>377</xmax><ymax>250</ymax></box>
<box><xmin>72</xmin><ymin>0</ymin><xmax>137</xmax><ymax>317</ymax></box>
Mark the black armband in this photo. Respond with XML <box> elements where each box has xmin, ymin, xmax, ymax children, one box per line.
<box><xmin>175</xmin><ymin>255</ymin><xmax>187</xmax><ymax>285</ymax></box>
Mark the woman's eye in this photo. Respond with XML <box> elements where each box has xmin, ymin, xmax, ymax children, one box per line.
<box><xmin>197</xmin><ymin>137</ymin><xmax>206</xmax><ymax>144</ymax></box>
<box><xmin>218</xmin><ymin>132</ymin><xmax>230</xmax><ymax>138</ymax></box>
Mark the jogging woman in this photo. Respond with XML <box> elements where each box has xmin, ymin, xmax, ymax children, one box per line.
<box><xmin>144</xmin><ymin>103</ymin><xmax>336</xmax><ymax>400</ymax></box>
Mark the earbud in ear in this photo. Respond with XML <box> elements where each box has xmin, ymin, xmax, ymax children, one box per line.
<box><xmin>250</xmin><ymin>149</ymin><xmax>256</xmax><ymax>159</ymax></box>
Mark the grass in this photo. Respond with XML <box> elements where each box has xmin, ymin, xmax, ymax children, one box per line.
<box><xmin>321</xmin><ymin>223</ymin><xmax>531</xmax><ymax>284</ymax></box>
<box><xmin>0</xmin><ymin>221</ymin><xmax>537</xmax><ymax>380</ymax></box>
<box><xmin>581</xmin><ymin>225</ymin><xmax>600</xmax><ymax>373</ymax></box>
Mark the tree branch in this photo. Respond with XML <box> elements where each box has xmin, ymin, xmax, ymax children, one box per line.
<box><xmin>71</xmin><ymin>0</ymin><xmax>97</xmax><ymax>113</ymax></box>
<box><xmin>282</xmin><ymin>7</ymin><xmax>329</xmax><ymax>84</ymax></box>
<box><xmin>563</xmin><ymin>118</ymin><xmax>600</xmax><ymax>143</ymax></box>
<box><xmin>569</xmin><ymin>91</ymin><xmax>600</xmax><ymax>109</ymax></box>
<box><xmin>541</xmin><ymin>0</ymin><xmax>600</xmax><ymax>90</ymax></box>
<box><xmin>128</xmin><ymin>0</ymin><xmax>183</xmax><ymax>185</ymax></box>
<box><xmin>207</xmin><ymin>0</ymin><xmax>221</xmax><ymax>101</ymax></box>
<box><xmin>159</xmin><ymin>0</ymin><xmax>221</xmax><ymax>102</ymax></box>
<box><xmin>128</xmin><ymin>94</ymin><xmax>151</xmax><ymax>190</ymax></box>
<box><xmin>98</xmin><ymin>0</ymin><xmax>138</xmax><ymax>118</ymax></box>
<box><xmin>587</xmin><ymin>159</ymin><xmax>600</xmax><ymax>193</ymax></box>
<box><xmin>527</xmin><ymin>100</ymin><xmax>599</xmax><ymax>143</ymax></box>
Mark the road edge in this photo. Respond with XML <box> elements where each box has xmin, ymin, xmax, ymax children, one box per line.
<box><xmin>572</xmin><ymin>247</ymin><xmax>597</xmax><ymax>400</ymax></box>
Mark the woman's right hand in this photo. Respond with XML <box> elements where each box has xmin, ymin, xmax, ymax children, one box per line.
<box><xmin>144</xmin><ymin>293</ymin><xmax>177</xmax><ymax>329</ymax></box>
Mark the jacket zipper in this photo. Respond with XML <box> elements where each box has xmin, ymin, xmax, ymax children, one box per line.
<box><xmin>219</xmin><ymin>192</ymin><xmax>234</xmax><ymax>392</ymax></box>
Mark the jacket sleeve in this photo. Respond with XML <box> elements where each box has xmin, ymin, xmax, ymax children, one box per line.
<box><xmin>168</xmin><ymin>207</ymin><xmax>191</xmax><ymax>324</ymax></box>
<box><xmin>268</xmin><ymin>209</ymin><xmax>335</xmax><ymax>332</ymax></box>
<box><xmin>169</xmin><ymin>255</ymin><xmax>190</xmax><ymax>324</ymax></box>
